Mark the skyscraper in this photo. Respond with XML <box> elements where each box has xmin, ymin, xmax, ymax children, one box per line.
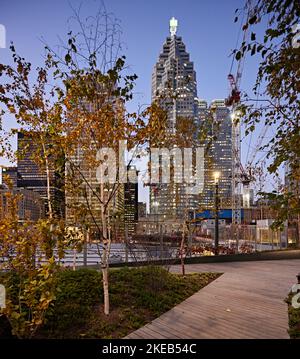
<box><xmin>17</xmin><ymin>132</ymin><xmax>65</xmax><ymax>217</ymax></box>
<box><xmin>0</xmin><ymin>185</ymin><xmax>44</xmax><ymax>222</ymax></box>
<box><xmin>65</xmin><ymin>143</ymin><xmax>125</xmax><ymax>239</ymax></box>
<box><xmin>199</xmin><ymin>99</ymin><xmax>232</xmax><ymax>209</ymax></box>
<box><xmin>150</xmin><ymin>18</ymin><xmax>201</xmax><ymax>219</ymax></box>
<box><xmin>124</xmin><ymin>166</ymin><xmax>138</xmax><ymax>236</ymax></box>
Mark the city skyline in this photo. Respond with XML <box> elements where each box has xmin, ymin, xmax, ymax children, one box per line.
<box><xmin>0</xmin><ymin>0</ymin><xmax>298</xmax><ymax>344</ymax></box>
<box><xmin>0</xmin><ymin>0</ymin><xmax>269</xmax><ymax>207</ymax></box>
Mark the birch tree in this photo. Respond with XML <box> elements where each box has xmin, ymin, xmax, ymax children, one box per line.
<box><xmin>44</xmin><ymin>5</ymin><xmax>167</xmax><ymax>315</ymax></box>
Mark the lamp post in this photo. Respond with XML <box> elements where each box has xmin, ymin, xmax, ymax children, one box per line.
<box><xmin>153</xmin><ymin>201</ymin><xmax>161</xmax><ymax>258</ymax></box>
<box><xmin>214</xmin><ymin>172</ymin><xmax>220</xmax><ymax>255</ymax></box>
<box><xmin>153</xmin><ymin>201</ymin><xmax>159</xmax><ymax>233</ymax></box>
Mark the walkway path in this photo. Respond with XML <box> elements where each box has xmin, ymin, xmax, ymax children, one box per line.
<box><xmin>125</xmin><ymin>259</ymin><xmax>300</xmax><ymax>339</ymax></box>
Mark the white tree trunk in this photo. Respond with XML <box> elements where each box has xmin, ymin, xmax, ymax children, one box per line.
<box><xmin>297</xmin><ymin>213</ymin><xmax>300</xmax><ymax>248</ymax></box>
<box><xmin>100</xmin><ymin>182</ymin><xmax>110</xmax><ymax>315</ymax></box>
<box><xmin>102</xmin><ymin>265</ymin><xmax>109</xmax><ymax>315</ymax></box>
<box><xmin>42</xmin><ymin>142</ymin><xmax>53</xmax><ymax>219</ymax></box>
<box><xmin>180</xmin><ymin>224</ymin><xmax>186</xmax><ymax>276</ymax></box>
<box><xmin>72</xmin><ymin>248</ymin><xmax>76</xmax><ymax>271</ymax></box>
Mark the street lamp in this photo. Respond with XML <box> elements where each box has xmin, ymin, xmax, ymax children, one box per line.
<box><xmin>214</xmin><ymin>172</ymin><xmax>220</xmax><ymax>255</ymax></box>
<box><xmin>153</xmin><ymin>201</ymin><xmax>159</xmax><ymax>234</ymax></box>
<box><xmin>214</xmin><ymin>172</ymin><xmax>220</xmax><ymax>184</ymax></box>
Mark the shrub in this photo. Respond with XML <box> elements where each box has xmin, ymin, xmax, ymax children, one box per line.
<box><xmin>43</xmin><ymin>268</ymin><xmax>102</xmax><ymax>334</ymax></box>
<box><xmin>7</xmin><ymin>266</ymin><xmax>219</xmax><ymax>338</ymax></box>
<box><xmin>285</xmin><ymin>292</ymin><xmax>300</xmax><ymax>339</ymax></box>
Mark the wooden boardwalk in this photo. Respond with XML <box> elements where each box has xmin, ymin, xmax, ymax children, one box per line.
<box><xmin>125</xmin><ymin>259</ymin><xmax>300</xmax><ymax>339</ymax></box>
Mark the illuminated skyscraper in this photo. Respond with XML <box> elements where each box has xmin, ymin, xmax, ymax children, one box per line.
<box><xmin>124</xmin><ymin>166</ymin><xmax>138</xmax><ymax>236</ymax></box>
<box><xmin>150</xmin><ymin>18</ymin><xmax>201</xmax><ymax>218</ymax></box>
<box><xmin>199</xmin><ymin>99</ymin><xmax>232</xmax><ymax>209</ymax></box>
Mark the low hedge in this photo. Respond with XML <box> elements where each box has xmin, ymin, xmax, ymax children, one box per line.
<box><xmin>42</xmin><ymin>266</ymin><xmax>220</xmax><ymax>338</ymax></box>
<box><xmin>2</xmin><ymin>266</ymin><xmax>220</xmax><ymax>338</ymax></box>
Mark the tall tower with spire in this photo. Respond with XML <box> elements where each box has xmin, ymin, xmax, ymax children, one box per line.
<box><xmin>150</xmin><ymin>18</ymin><xmax>201</xmax><ymax>219</ymax></box>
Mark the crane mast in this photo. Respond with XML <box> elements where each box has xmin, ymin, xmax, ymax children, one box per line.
<box><xmin>231</xmin><ymin>109</ymin><xmax>242</xmax><ymax>252</ymax></box>
<box><xmin>226</xmin><ymin>0</ymin><xmax>253</xmax><ymax>252</ymax></box>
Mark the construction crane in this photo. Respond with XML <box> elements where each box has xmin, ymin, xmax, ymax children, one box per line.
<box><xmin>225</xmin><ymin>0</ymin><xmax>253</xmax><ymax>252</ymax></box>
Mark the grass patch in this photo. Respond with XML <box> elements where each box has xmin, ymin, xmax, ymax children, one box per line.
<box><xmin>37</xmin><ymin>266</ymin><xmax>220</xmax><ymax>339</ymax></box>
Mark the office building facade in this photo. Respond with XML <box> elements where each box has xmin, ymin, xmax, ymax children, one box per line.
<box><xmin>0</xmin><ymin>185</ymin><xmax>44</xmax><ymax>221</ymax></box>
<box><xmin>17</xmin><ymin>132</ymin><xmax>65</xmax><ymax>217</ymax></box>
<box><xmin>124</xmin><ymin>166</ymin><xmax>138</xmax><ymax>236</ymax></box>
<box><xmin>199</xmin><ymin>99</ymin><xmax>232</xmax><ymax>209</ymax></box>
<box><xmin>150</xmin><ymin>18</ymin><xmax>202</xmax><ymax>219</ymax></box>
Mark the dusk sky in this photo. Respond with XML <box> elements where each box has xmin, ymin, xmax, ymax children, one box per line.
<box><xmin>0</xmin><ymin>0</ymin><xmax>270</xmax><ymax>205</ymax></box>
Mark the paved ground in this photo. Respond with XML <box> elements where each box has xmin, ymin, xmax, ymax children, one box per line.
<box><xmin>125</xmin><ymin>259</ymin><xmax>300</xmax><ymax>339</ymax></box>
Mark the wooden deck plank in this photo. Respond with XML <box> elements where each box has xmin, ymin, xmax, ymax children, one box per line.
<box><xmin>145</xmin><ymin>321</ymin><xmax>182</xmax><ymax>339</ymax></box>
<box><xmin>169</xmin><ymin>305</ymin><xmax>287</xmax><ymax>338</ymax></box>
<box><xmin>124</xmin><ymin>259</ymin><xmax>299</xmax><ymax>339</ymax></box>
<box><xmin>139</xmin><ymin>325</ymin><xmax>169</xmax><ymax>339</ymax></box>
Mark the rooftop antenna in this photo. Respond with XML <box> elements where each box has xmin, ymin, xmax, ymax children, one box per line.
<box><xmin>170</xmin><ymin>17</ymin><xmax>178</xmax><ymax>36</ymax></box>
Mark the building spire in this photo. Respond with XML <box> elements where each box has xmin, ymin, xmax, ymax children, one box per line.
<box><xmin>169</xmin><ymin>17</ymin><xmax>178</xmax><ymax>37</ymax></box>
